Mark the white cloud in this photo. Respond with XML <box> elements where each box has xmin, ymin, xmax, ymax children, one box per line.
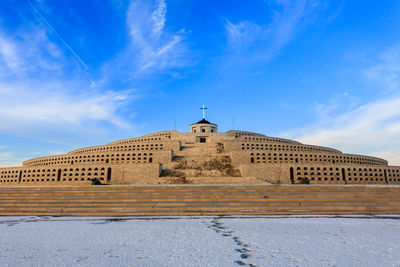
<box><xmin>284</xmin><ymin>47</ymin><xmax>400</xmax><ymax>166</ymax></box>
<box><xmin>283</xmin><ymin>96</ymin><xmax>400</xmax><ymax>165</ymax></box>
<box><xmin>225</xmin><ymin>0</ymin><xmax>326</xmax><ymax>62</ymax></box>
<box><xmin>0</xmin><ymin>27</ymin><xmax>67</xmax><ymax>79</ymax></box>
<box><xmin>226</xmin><ymin>20</ymin><xmax>264</xmax><ymax>51</ymax></box>
<box><xmin>0</xmin><ymin>35</ymin><xmax>21</xmax><ymax>71</ymax></box>
<box><xmin>126</xmin><ymin>0</ymin><xmax>189</xmax><ymax>73</ymax></box>
<box><xmin>365</xmin><ymin>47</ymin><xmax>400</xmax><ymax>91</ymax></box>
<box><xmin>0</xmin><ymin>80</ymin><xmax>135</xmax><ymax>135</ymax></box>
<box><xmin>0</xmin><ymin>8</ymin><xmax>138</xmax><ymax>142</ymax></box>
<box><xmin>151</xmin><ymin>0</ymin><xmax>167</xmax><ymax>38</ymax></box>
<box><xmin>0</xmin><ymin>152</ymin><xmax>12</xmax><ymax>161</ymax></box>
<box><xmin>374</xmin><ymin>150</ymin><xmax>400</xmax><ymax>167</ymax></box>
<box><xmin>0</xmin><ymin>151</ymin><xmax>26</xmax><ymax>168</ymax></box>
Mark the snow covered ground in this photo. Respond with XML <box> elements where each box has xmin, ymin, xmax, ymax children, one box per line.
<box><xmin>0</xmin><ymin>215</ymin><xmax>399</xmax><ymax>266</ymax></box>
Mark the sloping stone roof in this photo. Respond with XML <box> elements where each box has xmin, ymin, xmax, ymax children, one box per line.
<box><xmin>196</xmin><ymin>119</ymin><xmax>211</xmax><ymax>124</ymax></box>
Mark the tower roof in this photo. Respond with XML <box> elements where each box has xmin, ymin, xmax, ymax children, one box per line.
<box><xmin>196</xmin><ymin>118</ymin><xmax>211</xmax><ymax>124</ymax></box>
<box><xmin>190</xmin><ymin>118</ymin><xmax>217</xmax><ymax>126</ymax></box>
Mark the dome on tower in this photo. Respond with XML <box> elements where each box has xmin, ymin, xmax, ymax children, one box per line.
<box><xmin>194</xmin><ymin>118</ymin><xmax>211</xmax><ymax>124</ymax></box>
<box><xmin>190</xmin><ymin>119</ymin><xmax>217</xmax><ymax>133</ymax></box>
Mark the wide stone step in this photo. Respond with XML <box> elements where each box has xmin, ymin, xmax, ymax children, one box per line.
<box><xmin>0</xmin><ymin>203</ymin><xmax>397</xmax><ymax>211</ymax></box>
<box><xmin>0</xmin><ymin>201</ymin><xmax>399</xmax><ymax>209</ymax></box>
<box><xmin>1</xmin><ymin>195</ymin><xmax>399</xmax><ymax>202</ymax></box>
<box><xmin>1</xmin><ymin>210</ymin><xmax>398</xmax><ymax>217</ymax></box>
<box><xmin>0</xmin><ymin>187</ymin><xmax>398</xmax><ymax>193</ymax></box>
<box><xmin>1</xmin><ymin>186</ymin><xmax>398</xmax><ymax>192</ymax></box>
<box><xmin>0</xmin><ymin>185</ymin><xmax>399</xmax><ymax>216</ymax></box>
<box><xmin>3</xmin><ymin>193</ymin><xmax>394</xmax><ymax>198</ymax></box>
<box><xmin>1</xmin><ymin>193</ymin><xmax>399</xmax><ymax>200</ymax></box>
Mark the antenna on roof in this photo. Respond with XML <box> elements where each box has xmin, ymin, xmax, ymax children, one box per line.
<box><xmin>200</xmin><ymin>105</ymin><xmax>208</xmax><ymax>119</ymax></box>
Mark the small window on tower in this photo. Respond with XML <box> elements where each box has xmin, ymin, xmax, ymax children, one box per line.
<box><xmin>201</xmin><ymin>128</ymin><xmax>206</xmax><ymax>132</ymax></box>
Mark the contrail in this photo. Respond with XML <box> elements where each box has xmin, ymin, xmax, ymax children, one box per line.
<box><xmin>27</xmin><ymin>0</ymin><xmax>89</xmax><ymax>70</ymax></box>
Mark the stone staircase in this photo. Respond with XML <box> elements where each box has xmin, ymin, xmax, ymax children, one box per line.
<box><xmin>161</xmin><ymin>142</ymin><xmax>241</xmax><ymax>181</ymax></box>
<box><xmin>0</xmin><ymin>185</ymin><xmax>400</xmax><ymax>216</ymax></box>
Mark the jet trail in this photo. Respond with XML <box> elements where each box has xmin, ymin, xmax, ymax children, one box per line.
<box><xmin>27</xmin><ymin>0</ymin><xmax>89</xmax><ymax>70</ymax></box>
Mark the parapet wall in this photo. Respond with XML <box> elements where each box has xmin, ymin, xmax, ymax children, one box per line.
<box><xmin>0</xmin><ymin>163</ymin><xmax>161</xmax><ymax>186</ymax></box>
<box><xmin>230</xmin><ymin>150</ymin><xmax>387</xmax><ymax>166</ymax></box>
<box><xmin>23</xmin><ymin>142</ymin><xmax>179</xmax><ymax>167</ymax></box>
<box><xmin>239</xmin><ymin>163</ymin><xmax>400</xmax><ymax>185</ymax></box>
<box><xmin>226</xmin><ymin>141</ymin><xmax>344</xmax><ymax>155</ymax></box>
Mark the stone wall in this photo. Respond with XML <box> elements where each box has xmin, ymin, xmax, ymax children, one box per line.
<box><xmin>1</xmin><ymin>129</ymin><xmax>399</xmax><ymax>186</ymax></box>
<box><xmin>292</xmin><ymin>164</ymin><xmax>400</xmax><ymax>185</ymax></box>
<box><xmin>111</xmin><ymin>163</ymin><xmax>162</xmax><ymax>184</ymax></box>
<box><xmin>230</xmin><ymin>150</ymin><xmax>387</xmax><ymax>166</ymax></box>
<box><xmin>0</xmin><ymin>163</ymin><xmax>162</xmax><ymax>186</ymax></box>
<box><xmin>240</xmin><ymin>164</ymin><xmax>292</xmax><ymax>184</ymax></box>
<box><xmin>239</xmin><ymin>162</ymin><xmax>400</xmax><ymax>185</ymax></box>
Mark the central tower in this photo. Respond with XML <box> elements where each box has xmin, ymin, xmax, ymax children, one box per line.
<box><xmin>190</xmin><ymin>105</ymin><xmax>218</xmax><ymax>134</ymax></box>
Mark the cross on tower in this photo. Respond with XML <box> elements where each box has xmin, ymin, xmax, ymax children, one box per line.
<box><xmin>200</xmin><ymin>105</ymin><xmax>207</xmax><ymax>119</ymax></box>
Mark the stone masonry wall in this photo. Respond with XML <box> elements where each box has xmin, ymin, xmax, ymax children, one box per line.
<box><xmin>1</xmin><ymin>129</ymin><xmax>399</xmax><ymax>186</ymax></box>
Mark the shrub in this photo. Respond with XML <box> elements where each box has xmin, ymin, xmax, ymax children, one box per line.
<box><xmin>298</xmin><ymin>177</ymin><xmax>310</xmax><ymax>184</ymax></box>
<box><xmin>90</xmin><ymin>178</ymin><xmax>102</xmax><ymax>185</ymax></box>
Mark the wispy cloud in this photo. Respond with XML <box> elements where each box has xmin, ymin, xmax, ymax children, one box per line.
<box><xmin>0</xmin><ymin>81</ymin><xmax>134</xmax><ymax>131</ymax></box>
<box><xmin>0</xmin><ymin>26</ymin><xmax>68</xmax><ymax>79</ymax></box>
<box><xmin>27</xmin><ymin>0</ymin><xmax>88</xmax><ymax>70</ymax></box>
<box><xmin>225</xmin><ymin>0</ymin><xmax>328</xmax><ymax>62</ymax></box>
<box><xmin>283</xmin><ymin>47</ymin><xmax>400</xmax><ymax>165</ymax></box>
<box><xmin>0</xmin><ymin>35</ymin><xmax>21</xmax><ymax>72</ymax></box>
<box><xmin>287</xmin><ymin>96</ymin><xmax>400</xmax><ymax>149</ymax></box>
<box><xmin>0</xmin><ymin>0</ymin><xmax>192</xmax><ymax>152</ymax></box>
<box><xmin>125</xmin><ymin>0</ymin><xmax>189</xmax><ymax>73</ymax></box>
<box><xmin>0</xmin><ymin>2</ymin><xmax>139</xmax><ymax>143</ymax></box>
<box><xmin>365</xmin><ymin>46</ymin><xmax>400</xmax><ymax>91</ymax></box>
<box><xmin>0</xmin><ymin>151</ymin><xmax>24</xmax><ymax>168</ymax></box>
<box><xmin>0</xmin><ymin>152</ymin><xmax>12</xmax><ymax>161</ymax></box>
<box><xmin>151</xmin><ymin>0</ymin><xmax>167</xmax><ymax>38</ymax></box>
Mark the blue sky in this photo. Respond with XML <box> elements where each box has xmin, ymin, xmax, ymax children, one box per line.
<box><xmin>1</xmin><ymin>0</ymin><xmax>400</xmax><ymax>166</ymax></box>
